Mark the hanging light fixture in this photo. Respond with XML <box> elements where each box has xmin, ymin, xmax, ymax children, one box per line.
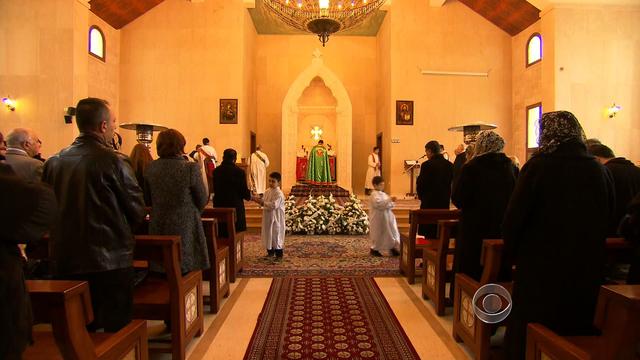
<box><xmin>262</xmin><ymin>0</ymin><xmax>385</xmax><ymax>47</ymax></box>
<box><xmin>120</xmin><ymin>123</ymin><xmax>168</xmax><ymax>148</ymax></box>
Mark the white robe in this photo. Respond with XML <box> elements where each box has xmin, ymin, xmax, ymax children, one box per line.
<box><xmin>250</xmin><ymin>150</ymin><xmax>270</xmax><ymax>194</ymax></box>
<box><xmin>201</xmin><ymin>145</ymin><xmax>218</xmax><ymax>165</ymax></box>
<box><xmin>368</xmin><ymin>190</ymin><xmax>400</xmax><ymax>252</ymax></box>
<box><xmin>261</xmin><ymin>187</ymin><xmax>285</xmax><ymax>250</ymax></box>
<box><xmin>364</xmin><ymin>153</ymin><xmax>381</xmax><ymax>190</ymax></box>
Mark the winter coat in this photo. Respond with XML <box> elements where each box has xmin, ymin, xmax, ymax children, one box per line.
<box><xmin>502</xmin><ymin>140</ymin><xmax>615</xmax><ymax>359</ymax></box>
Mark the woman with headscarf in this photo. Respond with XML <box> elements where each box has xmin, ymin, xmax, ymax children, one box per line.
<box><xmin>502</xmin><ymin>111</ymin><xmax>615</xmax><ymax>359</ymax></box>
<box><xmin>451</xmin><ymin>130</ymin><xmax>517</xmax><ymax>281</ymax></box>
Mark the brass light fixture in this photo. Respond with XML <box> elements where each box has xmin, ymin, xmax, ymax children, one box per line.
<box><xmin>120</xmin><ymin>123</ymin><xmax>168</xmax><ymax>148</ymax></box>
<box><xmin>262</xmin><ymin>0</ymin><xmax>385</xmax><ymax>47</ymax></box>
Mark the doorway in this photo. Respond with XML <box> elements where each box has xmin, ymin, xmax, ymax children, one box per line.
<box><xmin>250</xmin><ymin>131</ymin><xmax>256</xmax><ymax>154</ymax></box>
<box><xmin>376</xmin><ymin>132</ymin><xmax>383</xmax><ymax>172</ymax></box>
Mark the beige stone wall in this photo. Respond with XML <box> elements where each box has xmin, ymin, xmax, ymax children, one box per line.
<box><xmin>119</xmin><ymin>0</ymin><xmax>252</xmax><ymax>159</ymax></box>
<box><xmin>0</xmin><ymin>0</ymin><xmax>88</xmax><ymax>157</ymax></box>
<box><xmin>255</xmin><ymin>35</ymin><xmax>378</xmax><ymax>192</ymax></box>
<box><xmin>512</xmin><ymin>21</ymin><xmax>542</xmax><ymax>162</ymax></box>
<box><xmin>384</xmin><ymin>0</ymin><xmax>513</xmax><ymax>196</ymax></box>
<box><xmin>376</xmin><ymin>11</ymin><xmax>392</xmax><ymax>192</ymax></box>
<box><xmin>552</xmin><ymin>5</ymin><xmax>640</xmax><ymax>163</ymax></box>
<box><xmin>87</xmin><ymin>13</ymin><xmax>120</xmax><ymax>124</ymax></box>
<box><xmin>242</xmin><ymin>8</ymin><xmax>257</xmax><ymax>156</ymax></box>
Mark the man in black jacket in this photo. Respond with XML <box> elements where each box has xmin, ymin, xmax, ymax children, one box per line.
<box><xmin>0</xmin><ymin>175</ymin><xmax>57</xmax><ymax>360</ymax></box>
<box><xmin>588</xmin><ymin>143</ymin><xmax>640</xmax><ymax>235</ymax></box>
<box><xmin>416</xmin><ymin>140</ymin><xmax>453</xmax><ymax>237</ymax></box>
<box><xmin>213</xmin><ymin>148</ymin><xmax>252</xmax><ymax>233</ymax></box>
<box><xmin>42</xmin><ymin>97</ymin><xmax>146</xmax><ymax>332</ymax></box>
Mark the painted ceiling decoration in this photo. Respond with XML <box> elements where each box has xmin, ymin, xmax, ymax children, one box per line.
<box><xmin>88</xmin><ymin>0</ymin><xmax>539</xmax><ymax>36</ymax></box>
<box><xmin>88</xmin><ymin>0</ymin><xmax>165</xmax><ymax>29</ymax></box>
<box><xmin>457</xmin><ymin>0</ymin><xmax>540</xmax><ymax>36</ymax></box>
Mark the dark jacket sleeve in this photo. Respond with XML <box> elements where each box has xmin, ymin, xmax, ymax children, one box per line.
<box><xmin>603</xmin><ymin>166</ymin><xmax>617</xmax><ymax>233</ymax></box>
<box><xmin>237</xmin><ymin>168</ymin><xmax>252</xmax><ymax>201</ymax></box>
<box><xmin>416</xmin><ymin>162</ymin><xmax>428</xmax><ymax>200</ymax></box>
<box><xmin>115</xmin><ymin>156</ymin><xmax>146</xmax><ymax>228</ymax></box>
<box><xmin>502</xmin><ymin>160</ymin><xmax>538</xmax><ymax>265</ymax></box>
<box><xmin>451</xmin><ymin>162</ymin><xmax>472</xmax><ymax>210</ymax></box>
<box><xmin>0</xmin><ymin>177</ymin><xmax>57</xmax><ymax>245</ymax></box>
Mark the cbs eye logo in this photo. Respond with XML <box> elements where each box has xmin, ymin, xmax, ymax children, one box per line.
<box><xmin>472</xmin><ymin>283</ymin><xmax>512</xmax><ymax>324</ymax></box>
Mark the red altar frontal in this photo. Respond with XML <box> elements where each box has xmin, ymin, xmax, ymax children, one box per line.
<box><xmin>296</xmin><ymin>156</ymin><xmax>336</xmax><ymax>183</ymax></box>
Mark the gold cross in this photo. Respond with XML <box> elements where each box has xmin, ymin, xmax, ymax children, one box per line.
<box><xmin>311</xmin><ymin>126</ymin><xmax>323</xmax><ymax>141</ymax></box>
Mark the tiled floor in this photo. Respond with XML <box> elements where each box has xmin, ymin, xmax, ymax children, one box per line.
<box><xmin>145</xmin><ymin>275</ymin><xmax>474</xmax><ymax>359</ymax></box>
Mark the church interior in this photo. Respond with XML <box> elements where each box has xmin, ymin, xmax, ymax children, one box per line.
<box><xmin>1</xmin><ymin>0</ymin><xmax>639</xmax><ymax>359</ymax></box>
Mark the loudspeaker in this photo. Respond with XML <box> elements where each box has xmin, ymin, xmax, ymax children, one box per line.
<box><xmin>64</xmin><ymin>107</ymin><xmax>76</xmax><ymax>124</ymax></box>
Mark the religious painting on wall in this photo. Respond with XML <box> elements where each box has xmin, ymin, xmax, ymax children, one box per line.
<box><xmin>396</xmin><ymin>100</ymin><xmax>413</xmax><ymax>125</ymax></box>
<box><xmin>220</xmin><ymin>99</ymin><xmax>238</xmax><ymax>124</ymax></box>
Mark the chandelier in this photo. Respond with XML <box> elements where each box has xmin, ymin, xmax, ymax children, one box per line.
<box><xmin>262</xmin><ymin>0</ymin><xmax>386</xmax><ymax>46</ymax></box>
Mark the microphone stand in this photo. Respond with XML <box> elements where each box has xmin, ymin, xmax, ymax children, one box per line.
<box><xmin>404</xmin><ymin>154</ymin><xmax>426</xmax><ymax>198</ymax></box>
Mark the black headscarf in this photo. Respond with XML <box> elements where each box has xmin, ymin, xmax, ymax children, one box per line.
<box><xmin>537</xmin><ymin>111</ymin><xmax>586</xmax><ymax>154</ymax></box>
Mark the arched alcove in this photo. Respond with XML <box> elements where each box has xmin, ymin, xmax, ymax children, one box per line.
<box><xmin>281</xmin><ymin>50</ymin><xmax>353</xmax><ymax>192</ymax></box>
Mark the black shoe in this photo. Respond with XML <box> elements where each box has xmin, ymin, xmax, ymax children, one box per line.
<box><xmin>267</xmin><ymin>249</ymin><xmax>275</xmax><ymax>257</ymax></box>
<box><xmin>370</xmin><ymin>249</ymin><xmax>383</xmax><ymax>257</ymax></box>
<box><xmin>275</xmin><ymin>249</ymin><xmax>284</xmax><ymax>258</ymax></box>
<box><xmin>390</xmin><ymin>248</ymin><xmax>400</xmax><ymax>256</ymax></box>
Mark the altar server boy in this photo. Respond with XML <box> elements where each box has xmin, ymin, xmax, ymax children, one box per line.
<box><xmin>369</xmin><ymin>176</ymin><xmax>400</xmax><ymax>257</ymax></box>
<box><xmin>253</xmin><ymin>172</ymin><xmax>286</xmax><ymax>258</ymax></box>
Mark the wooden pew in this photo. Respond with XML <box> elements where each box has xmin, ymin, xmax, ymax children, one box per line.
<box><xmin>132</xmin><ymin>235</ymin><xmax>204</xmax><ymax>360</ymax></box>
<box><xmin>526</xmin><ymin>285</ymin><xmax>640</xmax><ymax>360</ymax></box>
<box><xmin>23</xmin><ymin>280</ymin><xmax>148</xmax><ymax>360</ymax></box>
<box><xmin>401</xmin><ymin>209</ymin><xmax>461</xmax><ymax>284</ymax></box>
<box><xmin>422</xmin><ymin>219</ymin><xmax>459</xmax><ymax>316</ymax></box>
<box><xmin>452</xmin><ymin>239</ymin><xmax>509</xmax><ymax>360</ymax></box>
<box><xmin>202</xmin><ymin>207</ymin><xmax>245</xmax><ymax>283</ymax></box>
<box><xmin>202</xmin><ymin>218</ymin><xmax>230</xmax><ymax>314</ymax></box>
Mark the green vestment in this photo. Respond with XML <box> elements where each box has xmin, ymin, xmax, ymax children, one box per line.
<box><xmin>306</xmin><ymin>145</ymin><xmax>332</xmax><ymax>184</ymax></box>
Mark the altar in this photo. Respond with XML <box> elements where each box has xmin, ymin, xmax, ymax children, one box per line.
<box><xmin>296</xmin><ymin>156</ymin><xmax>337</xmax><ymax>183</ymax></box>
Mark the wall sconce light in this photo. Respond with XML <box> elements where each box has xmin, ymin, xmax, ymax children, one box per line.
<box><xmin>2</xmin><ymin>96</ymin><xmax>16</xmax><ymax>111</ymax></box>
<box><xmin>64</xmin><ymin>107</ymin><xmax>76</xmax><ymax>124</ymax></box>
<box><xmin>608</xmin><ymin>103</ymin><xmax>621</xmax><ymax>118</ymax></box>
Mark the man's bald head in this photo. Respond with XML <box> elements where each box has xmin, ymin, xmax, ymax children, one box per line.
<box><xmin>6</xmin><ymin>128</ymin><xmax>40</xmax><ymax>156</ymax></box>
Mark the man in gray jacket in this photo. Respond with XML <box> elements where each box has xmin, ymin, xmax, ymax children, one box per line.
<box><xmin>5</xmin><ymin>128</ymin><xmax>43</xmax><ymax>182</ymax></box>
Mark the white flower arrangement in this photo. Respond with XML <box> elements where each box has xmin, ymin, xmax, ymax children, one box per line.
<box><xmin>284</xmin><ymin>194</ymin><xmax>369</xmax><ymax>235</ymax></box>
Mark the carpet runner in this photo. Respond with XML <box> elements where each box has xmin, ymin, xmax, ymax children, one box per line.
<box><xmin>244</xmin><ymin>277</ymin><xmax>420</xmax><ymax>360</ymax></box>
<box><xmin>239</xmin><ymin>234</ymin><xmax>400</xmax><ymax>277</ymax></box>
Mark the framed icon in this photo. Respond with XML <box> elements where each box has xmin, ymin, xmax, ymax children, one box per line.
<box><xmin>396</xmin><ymin>100</ymin><xmax>413</xmax><ymax>125</ymax></box>
<box><xmin>220</xmin><ymin>99</ymin><xmax>238</xmax><ymax>124</ymax></box>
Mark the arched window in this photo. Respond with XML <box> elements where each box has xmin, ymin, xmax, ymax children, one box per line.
<box><xmin>526</xmin><ymin>33</ymin><xmax>542</xmax><ymax>66</ymax></box>
<box><xmin>88</xmin><ymin>25</ymin><xmax>105</xmax><ymax>61</ymax></box>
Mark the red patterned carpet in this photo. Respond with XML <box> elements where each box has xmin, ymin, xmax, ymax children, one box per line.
<box><xmin>240</xmin><ymin>234</ymin><xmax>400</xmax><ymax>277</ymax></box>
<box><xmin>244</xmin><ymin>277</ymin><xmax>420</xmax><ymax>360</ymax></box>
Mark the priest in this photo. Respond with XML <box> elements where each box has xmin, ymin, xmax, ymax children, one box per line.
<box><xmin>250</xmin><ymin>145</ymin><xmax>270</xmax><ymax>196</ymax></box>
<box><xmin>306</xmin><ymin>140</ymin><xmax>332</xmax><ymax>184</ymax></box>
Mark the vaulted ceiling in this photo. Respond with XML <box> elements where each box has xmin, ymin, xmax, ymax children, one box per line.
<box><xmin>89</xmin><ymin>0</ymin><xmax>164</xmax><ymax>29</ymax></box>
<box><xmin>457</xmin><ymin>0</ymin><xmax>540</xmax><ymax>36</ymax></box>
<box><xmin>89</xmin><ymin>0</ymin><xmax>539</xmax><ymax>36</ymax></box>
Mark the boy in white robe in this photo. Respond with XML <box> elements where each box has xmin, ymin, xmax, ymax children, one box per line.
<box><xmin>252</xmin><ymin>172</ymin><xmax>286</xmax><ymax>258</ymax></box>
<box><xmin>369</xmin><ymin>176</ymin><xmax>400</xmax><ymax>257</ymax></box>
